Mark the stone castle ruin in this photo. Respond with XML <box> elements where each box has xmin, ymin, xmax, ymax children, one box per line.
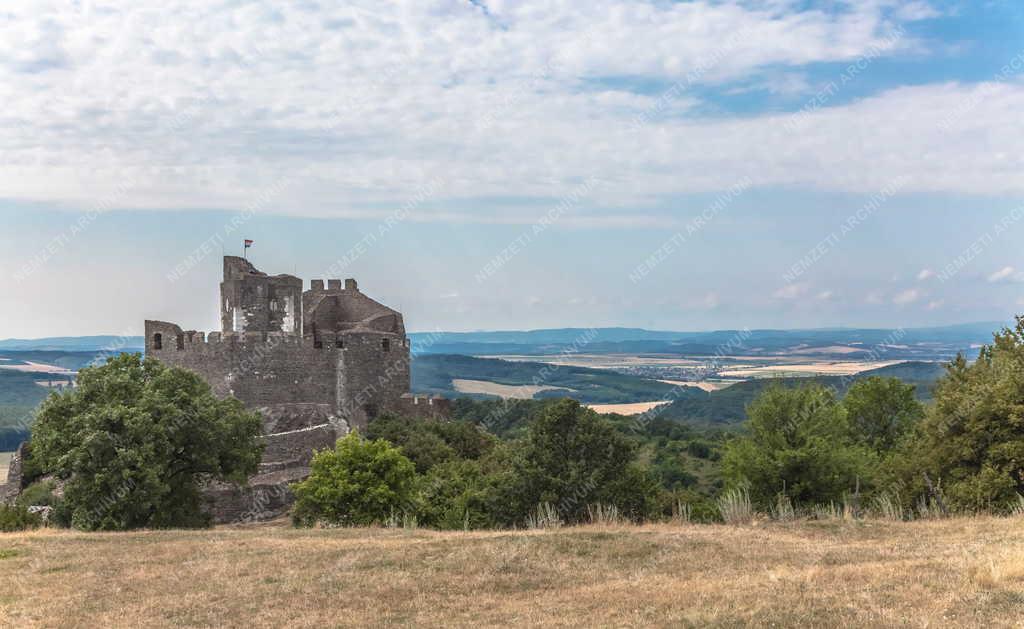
<box><xmin>142</xmin><ymin>256</ymin><xmax>447</xmax><ymax>521</ymax></box>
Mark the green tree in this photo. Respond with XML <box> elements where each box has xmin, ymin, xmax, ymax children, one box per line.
<box><xmin>896</xmin><ymin>319</ymin><xmax>1024</xmax><ymax>512</ymax></box>
<box><xmin>29</xmin><ymin>354</ymin><xmax>263</xmax><ymax>530</ymax></box>
<box><xmin>498</xmin><ymin>399</ymin><xmax>660</xmax><ymax>524</ymax></box>
<box><xmin>722</xmin><ymin>384</ymin><xmax>874</xmax><ymax>507</ymax></box>
<box><xmin>291</xmin><ymin>430</ymin><xmax>417</xmax><ymax>526</ymax></box>
<box><xmin>843</xmin><ymin>376</ymin><xmax>924</xmax><ymax>454</ymax></box>
<box><xmin>366</xmin><ymin>414</ymin><xmax>496</xmax><ymax>474</ymax></box>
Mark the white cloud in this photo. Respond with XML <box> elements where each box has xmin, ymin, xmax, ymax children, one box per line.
<box><xmin>987</xmin><ymin>266</ymin><xmax>1022</xmax><ymax>283</ymax></box>
<box><xmin>702</xmin><ymin>292</ymin><xmax>721</xmax><ymax>309</ymax></box>
<box><xmin>917</xmin><ymin>269</ymin><xmax>935</xmax><ymax>281</ymax></box>
<box><xmin>3</xmin><ymin>0</ymin><xmax>1008</xmax><ymax>225</ymax></box>
<box><xmin>773</xmin><ymin>283</ymin><xmax>810</xmax><ymax>300</ymax></box>
<box><xmin>893</xmin><ymin>288</ymin><xmax>922</xmax><ymax>305</ymax></box>
<box><xmin>816</xmin><ymin>290</ymin><xmax>834</xmax><ymax>301</ymax></box>
<box><xmin>926</xmin><ymin>299</ymin><xmax>944</xmax><ymax>310</ymax></box>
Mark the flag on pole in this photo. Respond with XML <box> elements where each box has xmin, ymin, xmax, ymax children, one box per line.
<box><xmin>244</xmin><ymin>239</ymin><xmax>254</xmax><ymax>249</ymax></box>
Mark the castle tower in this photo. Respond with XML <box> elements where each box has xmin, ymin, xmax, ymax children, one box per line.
<box><xmin>220</xmin><ymin>256</ymin><xmax>303</xmax><ymax>335</ymax></box>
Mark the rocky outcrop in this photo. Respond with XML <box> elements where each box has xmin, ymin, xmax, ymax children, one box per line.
<box><xmin>204</xmin><ymin>467</ymin><xmax>310</xmax><ymax>524</ymax></box>
<box><xmin>202</xmin><ymin>408</ymin><xmax>347</xmax><ymax>523</ymax></box>
<box><xmin>0</xmin><ymin>442</ymin><xmax>27</xmax><ymax>505</ymax></box>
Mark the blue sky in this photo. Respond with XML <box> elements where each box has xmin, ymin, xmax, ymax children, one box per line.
<box><xmin>1</xmin><ymin>0</ymin><xmax>1023</xmax><ymax>337</ymax></box>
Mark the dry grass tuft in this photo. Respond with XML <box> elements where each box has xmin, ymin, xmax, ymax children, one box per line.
<box><xmin>1011</xmin><ymin>494</ymin><xmax>1024</xmax><ymax>517</ymax></box>
<box><xmin>525</xmin><ymin>502</ymin><xmax>562</xmax><ymax>529</ymax></box>
<box><xmin>968</xmin><ymin>548</ymin><xmax>1024</xmax><ymax>589</ymax></box>
<box><xmin>717</xmin><ymin>487</ymin><xmax>754</xmax><ymax>525</ymax></box>
<box><xmin>585</xmin><ymin>503</ymin><xmax>624</xmax><ymax>526</ymax></box>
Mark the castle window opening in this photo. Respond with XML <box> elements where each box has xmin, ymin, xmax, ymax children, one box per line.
<box><xmin>382</xmin><ymin>338</ymin><xmax>390</xmax><ymax>352</ymax></box>
<box><xmin>153</xmin><ymin>333</ymin><xmax>162</xmax><ymax>350</ymax></box>
<box><xmin>335</xmin><ymin>339</ymin><xmax>344</xmax><ymax>349</ymax></box>
<box><xmin>176</xmin><ymin>333</ymin><xmax>185</xmax><ymax>350</ymax></box>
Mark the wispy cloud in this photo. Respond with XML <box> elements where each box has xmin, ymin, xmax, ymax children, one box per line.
<box><xmin>773</xmin><ymin>283</ymin><xmax>810</xmax><ymax>300</ymax></box>
<box><xmin>986</xmin><ymin>266</ymin><xmax>1023</xmax><ymax>283</ymax></box>
<box><xmin>893</xmin><ymin>288</ymin><xmax>923</xmax><ymax>305</ymax></box>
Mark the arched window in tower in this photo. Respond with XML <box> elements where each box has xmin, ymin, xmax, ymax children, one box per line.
<box><xmin>153</xmin><ymin>333</ymin><xmax>162</xmax><ymax>350</ymax></box>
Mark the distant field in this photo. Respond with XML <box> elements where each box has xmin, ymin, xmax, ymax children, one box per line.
<box><xmin>657</xmin><ymin>379</ymin><xmax>736</xmax><ymax>392</ymax></box>
<box><xmin>0</xmin><ymin>451</ymin><xmax>10</xmax><ymax>484</ymax></box>
<box><xmin>451</xmin><ymin>379</ymin><xmax>569</xmax><ymax>399</ymax></box>
<box><xmin>585</xmin><ymin>400</ymin><xmax>668</xmax><ymax>415</ymax></box>
<box><xmin>718</xmin><ymin>360</ymin><xmax>903</xmax><ymax>378</ymax></box>
<box><xmin>486</xmin><ymin>353</ymin><xmax>708</xmax><ymax>369</ymax></box>
<box><xmin>1</xmin><ymin>518</ymin><xmax>1022</xmax><ymax>627</ymax></box>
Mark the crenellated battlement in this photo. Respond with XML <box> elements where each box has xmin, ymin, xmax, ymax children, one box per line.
<box><xmin>145</xmin><ymin>321</ymin><xmax>409</xmax><ymax>355</ymax></box>
<box><xmin>307</xmin><ymin>278</ymin><xmax>358</xmax><ymax>292</ymax></box>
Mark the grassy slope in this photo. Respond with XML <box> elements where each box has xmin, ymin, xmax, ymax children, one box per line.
<box><xmin>1</xmin><ymin>518</ymin><xmax>1022</xmax><ymax>627</ymax></box>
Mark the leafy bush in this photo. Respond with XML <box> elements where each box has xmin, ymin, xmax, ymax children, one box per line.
<box><xmin>291</xmin><ymin>431</ymin><xmax>418</xmax><ymax>527</ymax></box>
<box><xmin>0</xmin><ymin>504</ymin><xmax>42</xmax><ymax>532</ymax></box>
<box><xmin>722</xmin><ymin>384</ymin><xmax>876</xmax><ymax>508</ymax></box>
<box><xmin>495</xmin><ymin>399</ymin><xmax>660</xmax><ymax>525</ymax></box>
<box><xmin>417</xmin><ymin>458</ymin><xmax>499</xmax><ymax>530</ymax></box>
<box><xmin>888</xmin><ymin>318</ymin><xmax>1024</xmax><ymax>513</ymax></box>
<box><xmin>366</xmin><ymin>415</ymin><xmax>496</xmax><ymax>474</ymax></box>
<box><xmin>843</xmin><ymin>376</ymin><xmax>923</xmax><ymax>454</ymax></box>
<box><xmin>29</xmin><ymin>353</ymin><xmax>263</xmax><ymax>530</ymax></box>
<box><xmin>15</xmin><ymin>480</ymin><xmax>57</xmax><ymax>507</ymax></box>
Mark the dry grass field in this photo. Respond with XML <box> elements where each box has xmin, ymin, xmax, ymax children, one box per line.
<box><xmin>2</xmin><ymin>518</ymin><xmax>1023</xmax><ymax>628</ymax></box>
<box><xmin>585</xmin><ymin>400</ymin><xmax>669</xmax><ymax>415</ymax></box>
<box><xmin>718</xmin><ymin>360</ymin><xmax>903</xmax><ymax>378</ymax></box>
<box><xmin>452</xmin><ymin>378</ymin><xmax>569</xmax><ymax>399</ymax></box>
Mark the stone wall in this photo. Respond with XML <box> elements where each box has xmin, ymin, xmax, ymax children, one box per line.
<box><xmin>262</xmin><ymin>424</ymin><xmax>338</xmax><ymax>469</ymax></box>
<box><xmin>0</xmin><ymin>442</ymin><xmax>26</xmax><ymax>505</ymax></box>
<box><xmin>145</xmin><ymin>321</ymin><xmax>412</xmax><ymax>431</ymax></box>
<box><xmin>204</xmin><ymin>468</ymin><xmax>308</xmax><ymax>524</ymax></box>
<box><xmin>255</xmin><ymin>403</ymin><xmax>338</xmax><ymax>434</ymax></box>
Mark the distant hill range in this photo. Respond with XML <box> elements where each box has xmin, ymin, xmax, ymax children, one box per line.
<box><xmin>0</xmin><ymin>336</ymin><xmax>144</xmax><ymax>353</ymax></box>
<box><xmin>0</xmin><ymin>323</ymin><xmax>999</xmax><ymax>450</ymax></box>
<box><xmin>409</xmin><ymin>323</ymin><xmax>1003</xmax><ymax>361</ymax></box>
<box><xmin>2</xmin><ymin>322</ymin><xmax>1003</xmax><ymax>359</ymax></box>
